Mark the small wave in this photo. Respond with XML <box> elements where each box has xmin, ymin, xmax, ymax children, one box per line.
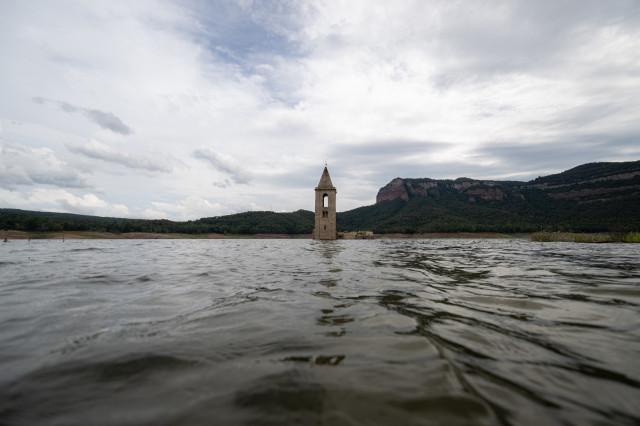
<box><xmin>282</xmin><ymin>355</ymin><xmax>345</xmax><ymax>366</ymax></box>
<box><xmin>69</xmin><ymin>247</ymin><xmax>105</xmax><ymax>252</ymax></box>
<box><xmin>96</xmin><ymin>354</ymin><xmax>201</xmax><ymax>380</ymax></box>
<box><xmin>235</xmin><ymin>370</ymin><xmax>325</xmax><ymax>414</ymax></box>
<box><xmin>13</xmin><ymin>353</ymin><xmax>201</xmax><ymax>385</ymax></box>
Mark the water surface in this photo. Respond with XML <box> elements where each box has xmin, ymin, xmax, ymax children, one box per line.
<box><xmin>1</xmin><ymin>239</ymin><xmax>639</xmax><ymax>425</ymax></box>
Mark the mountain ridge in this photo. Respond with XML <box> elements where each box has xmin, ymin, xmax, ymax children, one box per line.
<box><xmin>361</xmin><ymin>160</ymin><xmax>640</xmax><ymax>233</ymax></box>
<box><xmin>2</xmin><ymin>160</ymin><xmax>639</xmax><ymax>234</ymax></box>
<box><xmin>377</xmin><ymin>161</ymin><xmax>640</xmax><ymax>204</ymax></box>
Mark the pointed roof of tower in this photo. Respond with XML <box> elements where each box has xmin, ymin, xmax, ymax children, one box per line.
<box><xmin>316</xmin><ymin>166</ymin><xmax>335</xmax><ymax>190</ymax></box>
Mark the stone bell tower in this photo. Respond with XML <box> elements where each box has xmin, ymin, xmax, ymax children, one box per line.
<box><xmin>313</xmin><ymin>165</ymin><xmax>337</xmax><ymax>240</ymax></box>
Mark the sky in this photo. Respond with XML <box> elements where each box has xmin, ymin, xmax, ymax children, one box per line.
<box><xmin>1</xmin><ymin>0</ymin><xmax>639</xmax><ymax>220</ymax></box>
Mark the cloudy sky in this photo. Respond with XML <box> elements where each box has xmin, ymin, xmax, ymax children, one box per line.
<box><xmin>1</xmin><ymin>0</ymin><xmax>639</xmax><ymax>219</ymax></box>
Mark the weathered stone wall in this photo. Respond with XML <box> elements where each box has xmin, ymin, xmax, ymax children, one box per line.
<box><xmin>314</xmin><ymin>188</ymin><xmax>337</xmax><ymax>239</ymax></box>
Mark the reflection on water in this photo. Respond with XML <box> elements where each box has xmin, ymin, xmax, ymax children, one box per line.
<box><xmin>313</xmin><ymin>239</ymin><xmax>345</xmax><ymax>259</ymax></box>
<box><xmin>0</xmin><ymin>239</ymin><xmax>639</xmax><ymax>425</ymax></box>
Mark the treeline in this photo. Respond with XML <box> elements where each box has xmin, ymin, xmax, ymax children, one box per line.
<box><xmin>340</xmin><ymin>182</ymin><xmax>639</xmax><ymax>234</ymax></box>
<box><xmin>0</xmin><ymin>209</ymin><xmax>315</xmax><ymax>235</ymax></box>
<box><xmin>530</xmin><ymin>161</ymin><xmax>640</xmax><ymax>186</ymax></box>
<box><xmin>3</xmin><ymin>190</ymin><xmax>637</xmax><ymax>236</ymax></box>
<box><xmin>195</xmin><ymin>210</ymin><xmax>314</xmax><ymax>234</ymax></box>
<box><xmin>351</xmin><ymin>160</ymin><xmax>640</xmax><ymax>234</ymax></box>
<box><xmin>348</xmin><ymin>193</ymin><xmax>639</xmax><ymax>234</ymax></box>
<box><xmin>2</xmin><ymin>161</ymin><xmax>639</xmax><ymax>235</ymax></box>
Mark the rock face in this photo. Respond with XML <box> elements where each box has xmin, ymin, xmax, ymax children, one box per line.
<box><xmin>341</xmin><ymin>160</ymin><xmax>640</xmax><ymax>233</ymax></box>
<box><xmin>376</xmin><ymin>178</ymin><xmax>409</xmax><ymax>203</ymax></box>
<box><xmin>375</xmin><ymin>162</ymin><xmax>640</xmax><ymax>206</ymax></box>
<box><xmin>467</xmin><ymin>188</ymin><xmax>505</xmax><ymax>201</ymax></box>
<box><xmin>546</xmin><ymin>185</ymin><xmax>640</xmax><ymax>201</ymax></box>
<box><xmin>376</xmin><ymin>178</ymin><xmax>521</xmax><ymax>203</ymax></box>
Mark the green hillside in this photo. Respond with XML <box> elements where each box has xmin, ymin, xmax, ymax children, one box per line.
<box><xmin>0</xmin><ymin>209</ymin><xmax>315</xmax><ymax>235</ymax></box>
<box><xmin>358</xmin><ymin>161</ymin><xmax>640</xmax><ymax>233</ymax></box>
<box><xmin>2</xmin><ymin>161</ymin><xmax>639</xmax><ymax>235</ymax></box>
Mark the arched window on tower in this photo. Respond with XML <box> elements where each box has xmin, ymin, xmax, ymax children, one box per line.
<box><xmin>323</xmin><ymin>194</ymin><xmax>328</xmax><ymax>208</ymax></box>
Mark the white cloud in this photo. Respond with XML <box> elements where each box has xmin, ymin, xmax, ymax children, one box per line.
<box><xmin>0</xmin><ymin>139</ymin><xmax>89</xmax><ymax>188</ymax></box>
<box><xmin>140</xmin><ymin>195</ymin><xmax>224</xmax><ymax>221</ymax></box>
<box><xmin>68</xmin><ymin>139</ymin><xmax>172</xmax><ymax>173</ymax></box>
<box><xmin>33</xmin><ymin>98</ymin><xmax>133</xmax><ymax>135</ymax></box>
<box><xmin>193</xmin><ymin>148</ymin><xmax>252</xmax><ymax>184</ymax></box>
<box><xmin>0</xmin><ymin>187</ymin><xmax>130</xmax><ymax>217</ymax></box>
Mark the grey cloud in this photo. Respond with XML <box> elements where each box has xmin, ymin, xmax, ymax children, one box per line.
<box><xmin>326</xmin><ymin>139</ymin><xmax>455</xmax><ymax>179</ymax></box>
<box><xmin>433</xmin><ymin>0</ymin><xmax>640</xmax><ymax>85</ymax></box>
<box><xmin>82</xmin><ymin>109</ymin><xmax>133</xmax><ymax>135</ymax></box>
<box><xmin>268</xmin><ymin>173</ymin><xmax>316</xmax><ymax>190</ymax></box>
<box><xmin>59</xmin><ymin>101</ymin><xmax>79</xmax><ymax>113</ymax></box>
<box><xmin>193</xmin><ymin>148</ymin><xmax>252</xmax><ymax>184</ymax></box>
<box><xmin>319</xmin><ymin>140</ymin><xmax>469</xmax><ymax>194</ymax></box>
<box><xmin>527</xmin><ymin>103</ymin><xmax>629</xmax><ymax>132</ymax></box>
<box><xmin>68</xmin><ymin>140</ymin><xmax>172</xmax><ymax>173</ymax></box>
<box><xmin>332</xmin><ymin>140</ymin><xmax>446</xmax><ymax>159</ymax></box>
<box><xmin>0</xmin><ymin>140</ymin><xmax>90</xmax><ymax>189</ymax></box>
<box><xmin>56</xmin><ymin>199</ymin><xmax>95</xmax><ymax>216</ymax></box>
<box><xmin>213</xmin><ymin>179</ymin><xmax>232</xmax><ymax>188</ymax></box>
<box><xmin>324</xmin><ymin>138</ymin><xmax>566</xmax><ymax>191</ymax></box>
<box><xmin>32</xmin><ymin>97</ymin><xmax>133</xmax><ymax>135</ymax></box>
<box><xmin>330</xmin><ymin>133</ymin><xmax>640</xmax><ymax>195</ymax></box>
<box><xmin>29</xmin><ymin>169</ymin><xmax>90</xmax><ymax>187</ymax></box>
<box><xmin>471</xmin><ymin>134</ymin><xmax>639</xmax><ymax>179</ymax></box>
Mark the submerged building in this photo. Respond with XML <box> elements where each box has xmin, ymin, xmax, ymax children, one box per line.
<box><xmin>313</xmin><ymin>166</ymin><xmax>337</xmax><ymax>240</ymax></box>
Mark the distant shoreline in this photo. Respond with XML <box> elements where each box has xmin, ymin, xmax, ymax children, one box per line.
<box><xmin>3</xmin><ymin>230</ymin><xmax>638</xmax><ymax>242</ymax></box>
<box><xmin>2</xmin><ymin>230</ymin><xmax>525</xmax><ymax>240</ymax></box>
<box><xmin>1</xmin><ymin>230</ymin><xmax>308</xmax><ymax>240</ymax></box>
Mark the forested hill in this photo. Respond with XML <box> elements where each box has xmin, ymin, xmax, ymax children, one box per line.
<box><xmin>0</xmin><ymin>209</ymin><xmax>315</xmax><ymax>235</ymax></box>
<box><xmin>2</xmin><ymin>161</ymin><xmax>639</xmax><ymax>234</ymax></box>
<box><xmin>342</xmin><ymin>160</ymin><xmax>640</xmax><ymax>233</ymax></box>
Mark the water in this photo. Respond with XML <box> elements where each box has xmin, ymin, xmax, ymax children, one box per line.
<box><xmin>1</xmin><ymin>239</ymin><xmax>639</xmax><ymax>425</ymax></box>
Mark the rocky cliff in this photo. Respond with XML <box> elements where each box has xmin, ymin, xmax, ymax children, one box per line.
<box><xmin>376</xmin><ymin>161</ymin><xmax>640</xmax><ymax>205</ymax></box>
<box><xmin>346</xmin><ymin>160</ymin><xmax>640</xmax><ymax>233</ymax></box>
<box><xmin>376</xmin><ymin>177</ymin><xmax>526</xmax><ymax>204</ymax></box>
<box><xmin>376</xmin><ymin>178</ymin><xmax>410</xmax><ymax>202</ymax></box>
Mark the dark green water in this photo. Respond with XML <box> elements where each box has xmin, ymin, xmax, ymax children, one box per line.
<box><xmin>1</xmin><ymin>239</ymin><xmax>639</xmax><ymax>425</ymax></box>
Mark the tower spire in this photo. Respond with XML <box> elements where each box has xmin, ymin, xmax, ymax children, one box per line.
<box><xmin>316</xmin><ymin>165</ymin><xmax>335</xmax><ymax>189</ymax></box>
